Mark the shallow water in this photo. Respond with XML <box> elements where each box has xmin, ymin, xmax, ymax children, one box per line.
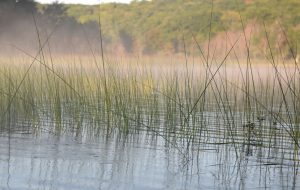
<box><xmin>0</xmin><ymin>120</ymin><xmax>299</xmax><ymax>190</ymax></box>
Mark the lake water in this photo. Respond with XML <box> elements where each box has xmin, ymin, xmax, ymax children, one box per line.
<box><xmin>0</xmin><ymin>117</ymin><xmax>299</xmax><ymax>190</ymax></box>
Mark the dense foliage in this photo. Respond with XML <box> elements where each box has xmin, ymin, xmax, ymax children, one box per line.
<box><xmin>1</xmin><ymin>0</ymin><xmax>300</xmax><ymax>56</ymax></box>
<box><xmin>65</xmin><ymin>0</ymin><xmax>300</xmax><ymax>57</ymax></box>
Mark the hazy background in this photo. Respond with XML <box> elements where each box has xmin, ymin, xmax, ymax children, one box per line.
<box><xmin>0</xmin><ymin>0</ymin><xmax>299</xmax><ymax>58</ymax></box>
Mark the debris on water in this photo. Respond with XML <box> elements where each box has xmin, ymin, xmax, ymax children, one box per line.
<box><xmin>243</xmin><ymin>122</ymin><xmax>255</xmax><ymax>130</ymax></box>
<box><xmin>257</xmin><ymin>116</ymin><xmax>266</xmax><ymax>121</ymax></box>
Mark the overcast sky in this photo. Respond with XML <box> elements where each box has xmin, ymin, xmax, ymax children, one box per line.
<box><xmin>36</xmin><ymin>0</ymin><xmax>131</xmax><ymax>4</ymax></box>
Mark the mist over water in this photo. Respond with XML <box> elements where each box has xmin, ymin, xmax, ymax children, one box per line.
<box><xmin>0</xmin><ymin>0</ymin><xmax>102</xmax><ymax>55</ymax></box>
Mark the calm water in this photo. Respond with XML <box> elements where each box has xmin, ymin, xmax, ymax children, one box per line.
<box><xmin>0</xmin><ymin>118</ymin><xmax>299</xmax><ymax>190</ymax></box>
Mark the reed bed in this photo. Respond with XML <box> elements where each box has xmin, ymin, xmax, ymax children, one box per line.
<box><xmin>0</xmin><ymin>54</ymin><xmax>299</xmax><ymax>164</ymax></box>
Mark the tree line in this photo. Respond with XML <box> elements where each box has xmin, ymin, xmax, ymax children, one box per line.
<box><xmin>66</xmin><ymin>0</ymin><xmax>300</xmax><ymax>58</ymax></box>
<box><xmin>1</xmin><ymin>0</ymin><xmax>299</xmax><ymax>57</ymax></box>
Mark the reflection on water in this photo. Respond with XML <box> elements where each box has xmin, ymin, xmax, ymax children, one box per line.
<box><xmin>0</xmin><ymin>120</ymin><xmax>299</xmax><ymax>190</ymax></box>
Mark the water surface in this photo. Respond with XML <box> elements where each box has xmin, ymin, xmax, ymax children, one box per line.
<box><xmin>0</xmin><ymin>118</ymin><xmax>299</xmax><ymax>190</ymax></box>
